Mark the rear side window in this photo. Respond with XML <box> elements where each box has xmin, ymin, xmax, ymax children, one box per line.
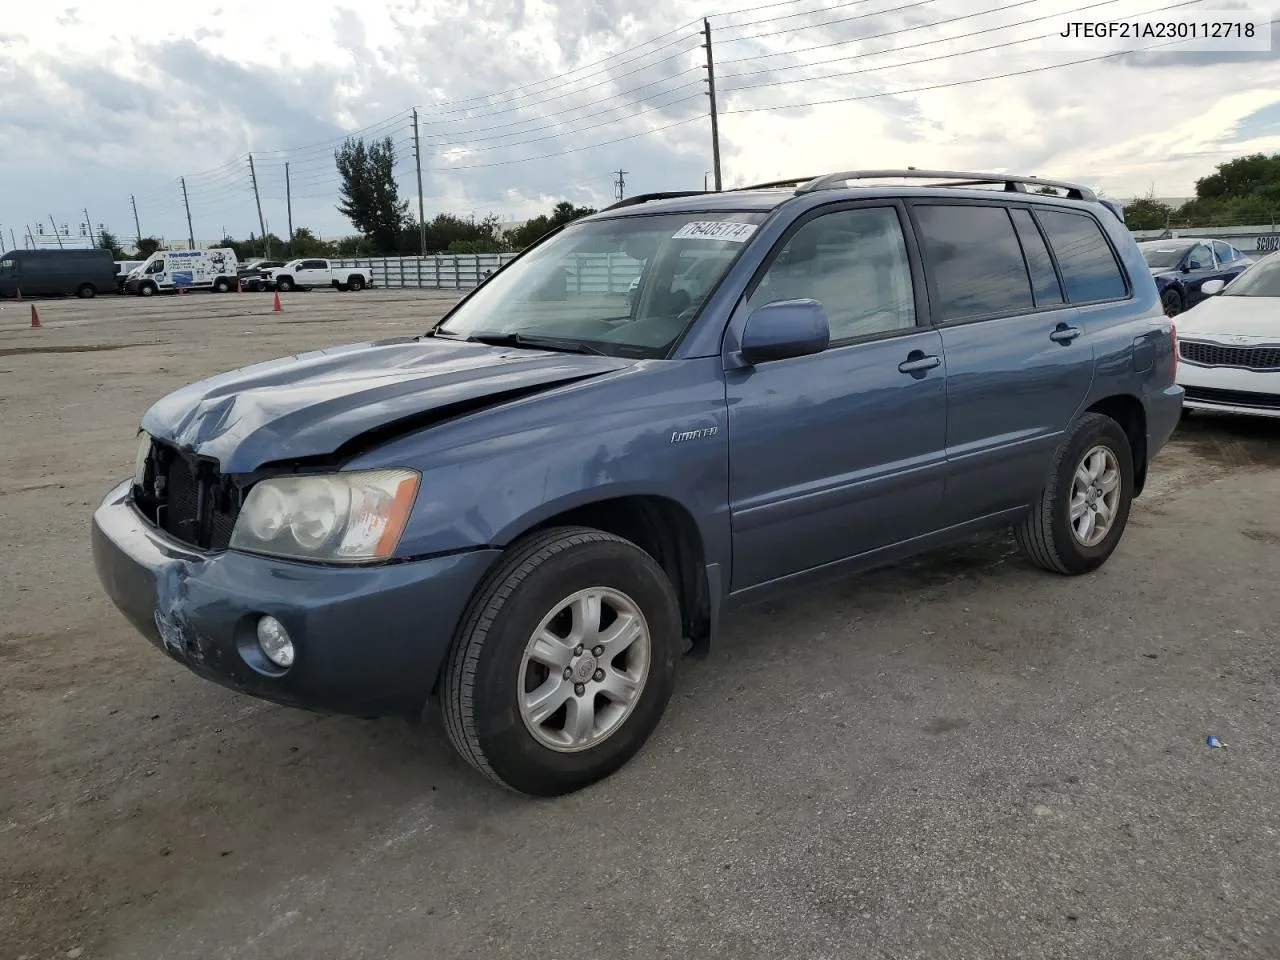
<box><xmin>1009</xmin><ymin>209</ymin><xmax>1063</xmax><ymax>307</ymax></box>
<box><xmin>1035</xmin><ymin>210</ymin><xmax>1128</xmax><ymax>303</ymax></box>
<box><xmin>913</xmin><ymin>204</ymin><xmax>1032</xmax><ymax>321</ymax></box>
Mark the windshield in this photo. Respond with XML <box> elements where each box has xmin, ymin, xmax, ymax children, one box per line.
<box><xmin>434</xmin><ymin>211</ymin><xmax>768</xmax><ymax>357</ymax></box>
<box><xmin>1139</xmin><ymin>244</ymin><xmax>1190</xmax><ymax>269</ymax></box>
<box><xmin>1222</xmin><ymin>252</ymin><xmax>1280</xmax><ymax>297</ymax></box>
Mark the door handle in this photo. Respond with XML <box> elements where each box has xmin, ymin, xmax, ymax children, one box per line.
<box><xmin>898</xmin><ymin>353</ymin><xmax>941</xmax><ymax>374</ymax></box>
<box><xmin>1050</xmin><ymin>325</ymin><xmax>1082</xmax><ymax>344</ymax></box>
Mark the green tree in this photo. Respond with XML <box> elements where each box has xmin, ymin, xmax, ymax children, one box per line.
<box><xmin>334</xmin><ymin>234</ymin><xmax>372</xmax><ymax>257</ymax></box>
<box><xmin>287</xmin><ymin>227</ymin><xmax>336</xmax><ymax>258</ymax></box>
<box><xmin>98</xmin><ymin>229</ymin><xmax>125</xmax><ymax>259</ymax></box>
<box><xmin>414</xmin><ymin>213</ymin><xmax>508</xmax><ymax>254</ymax></box>
<box><xmin>1120</xmin><ymin>190</ymin><xmax>1172</xmax><ymax>231</ymax></box>
<box><xmin>135</xmin><ymin>237</ymin><xmax>162</xmax><ymax>258</ymax></box>
<box><xmin>335</xmin><ymin>135</ymin><xmax>409</xmax><ymax>254</ymax></box>
<box><xmin>507</xmin><ymin>201</ymin><xmax>597</xmax><ymax>250</ymax></box>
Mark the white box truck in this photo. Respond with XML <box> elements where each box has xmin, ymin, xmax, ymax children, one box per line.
<box><xmin>123</xmin><ymin>248</ymin><xmax>239</xmax><ymax>296</ymax></box>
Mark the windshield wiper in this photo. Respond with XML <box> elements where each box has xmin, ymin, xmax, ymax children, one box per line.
<box><xmin>462</xmin><ymin>331</ymin><xmax>607</xmax><ymax>356</ymax></box>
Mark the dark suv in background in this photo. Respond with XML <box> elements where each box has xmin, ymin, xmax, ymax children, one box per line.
<box><xmin>92</xmin><ymin>170</ymin><xmax>1182</xmax><ymax>797</ymax></box>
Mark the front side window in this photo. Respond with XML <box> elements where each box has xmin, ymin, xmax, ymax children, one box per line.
<box><xmin>747</xmin><ymin>206</ymin><xmax>916</xmax><ymax>340</ymax></box>
<box><xmin>0</xmin><ymin>258</ymin><xmax>14</xmax><ymax>275</ymax></box>
<box><xmin>1186</xmin><ymin>242</ymin><xmax>1214</xmax><ymax>271</ymax></box>
<box><xmin>1036</xmin><ymin>210</ymin><xmax>1128</xmax><ymax>303</ymax></box>
<box><xmin>147</xmin><ymin>260</ymin><xmax>165</xmax><ymax>274</ymax></box>
<box><xmin>435</xmin><ymin>211</ymin><xmax>767</xmax><ymax>357</ymax></box>
<box><xmin>913</xmin><ymin>204</ymin><xmax>1033</xmax><ymax>322</ymax></box>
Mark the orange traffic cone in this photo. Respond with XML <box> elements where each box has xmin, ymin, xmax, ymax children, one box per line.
<box><xmin>273</xmin><ymin>291</ymin><xmax>283</xmax><ymax>313</ymax></box>
<box><xmin>30</xmin><ymin>304</ymin><xmax>40</xmax><ymax>328</ymax></box>
<box><xmin>236</xmin><ymin>279</ymin><xmax>243</xmax><ymax>293</ymax></box>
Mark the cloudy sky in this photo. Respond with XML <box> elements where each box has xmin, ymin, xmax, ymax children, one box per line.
<box><xmin>2</xmin><ymin>0</ymin><xmax>1278</xmax><ymax>250</ymax></box>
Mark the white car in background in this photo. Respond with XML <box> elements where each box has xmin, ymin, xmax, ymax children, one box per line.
<box><xmin>1177</xmin><ymin>251</ymin><xmax>1280</xmax><ymax>418</ymax></box>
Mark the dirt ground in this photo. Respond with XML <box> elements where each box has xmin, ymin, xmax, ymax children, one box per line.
<box><xmin>2</xmin><ymin>288</ymin><xmax>1279</xmax><ymax>960</ymax></box>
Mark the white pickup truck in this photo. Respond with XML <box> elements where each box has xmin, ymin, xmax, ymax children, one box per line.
<box><xmin>261</xmin><ymin>259</ymin><xmax>373</xmax><ymax>292</ymax></box>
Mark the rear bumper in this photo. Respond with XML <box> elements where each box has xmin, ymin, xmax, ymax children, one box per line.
<box><xmin>1145</xmin><ymin>384</ymin><xmax>1185</xmax><ymax>459</ymax></box>
<box><xmin>91</xmin><ymin>479</ymin><xmax>501</xmax><ymax>717</ymax></box>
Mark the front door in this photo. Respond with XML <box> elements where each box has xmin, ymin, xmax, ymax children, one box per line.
<box><xmin>295</xmin><ymin>260</ymin><xmax>329</xmax><ymax>286</ymax></box>
<box><xmin>725</xmin><ymin>203</ymin><xmax>948</xmax><ymax>591</ymax></box>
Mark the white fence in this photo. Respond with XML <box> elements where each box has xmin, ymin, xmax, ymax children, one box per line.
<box><xmin>336</xmin><ymin>224</ymin><xmax>1280</xmax><ymax>293</ymax></box>
<box><xmin>332</xmin><ymin>253</ymin><xmax>643</xmax><ymax>293</ymax></box>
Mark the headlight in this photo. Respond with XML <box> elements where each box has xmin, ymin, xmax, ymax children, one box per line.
<box><xmin>230</xmin><ymin>469</ymin><xmax>420</xmax><ymax>563</ymax></box>
<box><xmin>134</xmin><ymin>431</ymin><xmax>152</xmax><ymax>487</ymax></box>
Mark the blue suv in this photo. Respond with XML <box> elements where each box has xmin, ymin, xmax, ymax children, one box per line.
<box><xmin>91</xmin><ymin>170</ymin><xmax>1183</xmax><ymax>796</ymax></box>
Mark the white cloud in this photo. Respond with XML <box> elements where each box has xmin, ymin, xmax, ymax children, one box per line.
<box><xmin>2</xmin><ymin>0</ymin><xmax>1278</xmax><ymax>247</ymax></box>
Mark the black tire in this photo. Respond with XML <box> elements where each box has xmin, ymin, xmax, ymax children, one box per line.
<box><xmin>442</xmin><ymin>526</ymin><xmax>681</xmax><ymax>797</ymax></box>
<box><xmin>1161</xmin><ymin>287</ymin><xmax>1183</xmax><ymax>317</ymax></box>
<box><xmin>76</xmin><ymin>284</ymin><xmax>96</xmax><ymax>299</ymax></box>
<box><xmin>213</xmin><ymin>278</ymin><xmax>231</xmax><ymax>293</ymax></box>
<box><xmin>139</xmin><ymin>283</ymin><xmax>155</xmax><ymax>297</ymax></box>
<box><xmin>1014</xmin><ymin>413</ymin><xmax>1135</xmax><ymax>576</ymax></box>
<box><xmin>348</xmin><ymin>276</ymin><xmax>365</xmax><ymax>292</ymax></box>
<box><xmin>276</xmin><ymin>277</ymin><xmax>294</xmax><ymax>292</ymax></box>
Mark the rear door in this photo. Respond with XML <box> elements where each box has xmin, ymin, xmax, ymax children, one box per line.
<box><xmin>909</xmin><ymin>201</ymin><xmax>1102</xmax><ymax>526</ymax></box>
<box><xmin>725</xmin><ymin>201</ymin><xmax>948</xmax><ymax>590</ymax></box>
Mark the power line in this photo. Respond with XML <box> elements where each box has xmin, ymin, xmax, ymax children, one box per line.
<box><xmin>719</xmin><ymin>0</ymin><xmax>1212</xmax><ymax>92</ymax></box>
<box><xmin>720</xmin><ymin>20</ymin><xmax>1280</xmax><ymax>117</ymax></box>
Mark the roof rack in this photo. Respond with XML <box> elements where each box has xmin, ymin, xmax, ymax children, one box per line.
<box><xmin>600</xmin><ymin>191</ymin><xmax>710</xmax><ymax>211</ymax></box>
<box><xmin>733</xmin><ymin>177</ymin><xmax>820</xmax><ymax>191</ymax></box>
<box><xmin>794</xmin><ymin>169</ymin><xmax>1099</xmax><ymax>202</ymax></box>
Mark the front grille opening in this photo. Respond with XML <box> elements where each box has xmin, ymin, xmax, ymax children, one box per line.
<box><xmin>135</xmin><ymin>440</ymin><xmax>243</xmax><ymax>549</ymax></box>
<box><xmin>1183</xmin><ymin>385</ymin><xmax>1280</xmax><ymax>410</ymax></box>
<box><xmin>1180</xmin><ymin>340</ymin><xmax>1280</xmax><ymax>371</ymax></box>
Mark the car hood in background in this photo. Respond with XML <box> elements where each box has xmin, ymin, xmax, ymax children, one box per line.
<box><xmin>141</xmin><ymin>337</ymin><xmax>636</xmax><ymax>472</ymax></box>
<box><xmin>1177</xmin><ymin>296</ymin><xmax>1280</xmax><ymax>341</ymax></box>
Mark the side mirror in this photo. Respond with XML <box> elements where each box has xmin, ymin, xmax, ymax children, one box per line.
<box><xmin>738</xmin><ymin>299</ymin><xmax>830</xmax><ymax>366</ymax></box>
<box><xmin>1200</xmin><ymin>278</ymin><xmax>1226</xmax><ymax>296</ymax></box>
<box><xmin>1181</xmin><ymin>262</ymin><xmax>1193</xmax><ymax>273</ymax></box>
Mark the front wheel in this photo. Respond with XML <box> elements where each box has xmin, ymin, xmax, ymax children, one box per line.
<box><xmin>138</xmin><ymin>283</ymin><xmax>155</xmax><ymax>297</ymax></box>
<box><xmin>76</xmin><ymin>284</ymin><xmax>96</xmax><ymax>299</ymax></box>
<box><xmin>1014</xmin><ymin>412</ymin><xmax>1134</xmax><ymax>575</ymax></box>
<box><xmin>1161</xmin><ymin>288</ymin><xmax>1183</xmax><ymax>317</ymax></box>
<box><xmin>441</xmin><ymin>527</ymin><xmax>681</xmax><ymax>796</ymax></box>
<box><xmin>276</xmin><ymin>277</ymin><xmax>294</xmax><ymax>292</ymax></box>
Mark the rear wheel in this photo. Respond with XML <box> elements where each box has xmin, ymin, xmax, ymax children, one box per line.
<box><xmin>1161</xmin><ymin>287</ymin><xmax>1183</xmax><ymax>317</ymax></box>
<box><xmin>76</xmin><ymin>284</ymin><xmax>96</xmax><ymax>299</ymax></box>
<box><xmin>1014</xmin><ymin>412</ymin><xmax>1134</xmax><ymax>576</ymax></box>
<box><xmin>213</xmin><ymin>278</ymin><xmax>231</xmax><ymax>293</ymax></box>
<box><xmin>348</xmin><ymin>276</ymin><xmax>365</xmax><ymax>292</ymax></box>
<box><xmin>442</xmin><ymin>526</ymin><xmax>680</xmax><ymax>796</ymax></box>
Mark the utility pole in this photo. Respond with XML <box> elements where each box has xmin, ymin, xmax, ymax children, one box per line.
<box><xmin>49</xmin><ymin>215</ymin><xmax>64</xmax><ymax>249</ymax></box>
<box><xmin>285</xmin><ymin>161</ymin><xmax>295</xmax><ymax>253</ymax></box>
<box><xmin>702</xmin><ymin>18</ymin><xmax>723</xmax><ymax>192</ymax></box>
<box><xmin>9</xmin><ymin>228</ymin><xmax>17</xmax><ymax>251</ymax></box>
<box><xmin>130</xmin><ymin>195</ymin><xmax>142</xmax><ymax>248</ymax></box>
<box><xmin>180</xmin><ymin>177</ymin><xmax>195</xmax><ymax>250</ymax></box>
<box><xmin>412</xmin><ymin>108</ymin><xmax>427</xmax><ymax>255</ymax></box>
<box><xmin>614</xmin><ymin>169</ymin><xmax>629</xmax><ymax>201</ymax></box>
<box><xmin>248</xmin><ymin>154</ymin><xmax>269</xmax><ymax>258</ymax></box>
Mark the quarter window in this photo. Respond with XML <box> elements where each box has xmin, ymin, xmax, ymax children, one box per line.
<box><xmin>747</xmin><ymin>207</ymin><xmax>916</xmax><ymax>340</ymax></box>
<box><xmin>913</xmin><ymin>204</ymin><xmax>1033</xmax><ymax>321</ymax></box>
<box><xmin>1036</xmin><ymin>210</ymin><xmax>1128</xmax><ymax>302</ymax></box>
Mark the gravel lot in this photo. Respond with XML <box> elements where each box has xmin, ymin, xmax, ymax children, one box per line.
<box><xmin>3</xmin><ymin>288</ymin><xmax>1279</xmax><ymax>960</ymax></box>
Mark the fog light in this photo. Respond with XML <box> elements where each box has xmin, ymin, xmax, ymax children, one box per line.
<box><xmin>256</xmin><ymin>616</ymin><xmax>294</xmax><ymax>668</ymax></box>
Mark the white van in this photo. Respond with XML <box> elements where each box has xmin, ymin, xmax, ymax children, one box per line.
<box><xmin>124</xmin><ymin>248</ymin><xmax>239</xmax><ymax>296</ymax></box>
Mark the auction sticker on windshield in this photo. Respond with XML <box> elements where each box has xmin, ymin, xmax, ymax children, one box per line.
<box><xmin>672</xmin><ymin>221</ymin><xmax>759</xmax><ymax>242</ymax></box>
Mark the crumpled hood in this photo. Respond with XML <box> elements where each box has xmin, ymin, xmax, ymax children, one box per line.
<box><xmin>141</xmin><ymin>336</ymin><xmax>635</xmax><ymax>472</ymax></box>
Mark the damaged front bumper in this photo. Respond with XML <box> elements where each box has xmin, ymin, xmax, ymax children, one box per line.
<box><xmin>91</xmin><ymin>479</ymin><xmax>500</xmax><ymax>717</ymax></box>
